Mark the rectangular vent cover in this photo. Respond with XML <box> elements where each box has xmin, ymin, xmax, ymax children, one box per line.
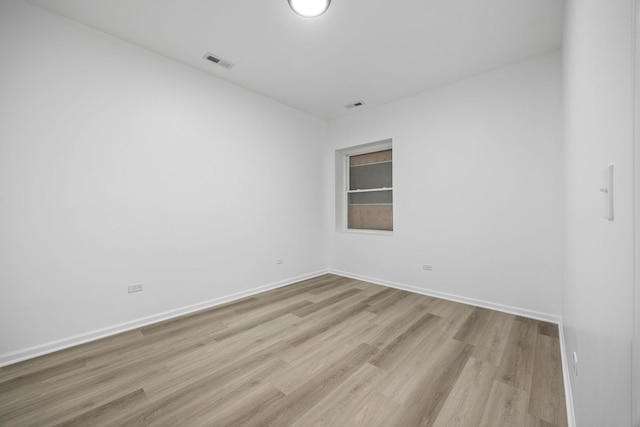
<box><xmin>345</xmin><ymin>101</ymin><xmax>365</xmax><ymax>109</ymax></box>
<box><xmin>203</xmin><ymin>52</ymin><xmax>235</xmax><ymax>69</ymax></box>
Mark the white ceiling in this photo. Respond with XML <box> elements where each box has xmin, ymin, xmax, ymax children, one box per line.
<box><xmin>27</xmin><ymin>0</ymin><xmax>565</xmax><ymax>119</ymax></box>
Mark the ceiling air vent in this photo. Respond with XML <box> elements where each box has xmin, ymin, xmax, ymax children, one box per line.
<box><xmin>202</xmin><ymin>52</ymin><xmax>235</xmax><ymax>69</ymax></box>
<box><xmin>345</xmin><ymin>101</ymin><xmax>365</xmax><ymax>109</ymax></box>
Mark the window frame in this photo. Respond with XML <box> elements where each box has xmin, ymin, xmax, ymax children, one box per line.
<box><xmin>335</xmin><ymin>139</ymin><xmax>393</xmax><ymax>235</ymax></box>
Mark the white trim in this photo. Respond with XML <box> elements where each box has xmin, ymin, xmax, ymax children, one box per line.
<box><xmin>342</xmin><ymin>229</ymin><xmax>394</xmax><ymax>236</ymax></box>
<box><xmin>329</xmin><ymin>269</ymin><xmax>561</xmax><ymax>323</ymax></box>
<box><xmin>0</xmin><ymin>269</ymin><xmax>329</xmax><ymax>367</ymax></box>
<box><xmin>350</xmin><ymin>160</ymin><xmax>392</xmax><ymax>167</ymax></box>
<box><xmin>633</xmin><ymin>1</ymin><xmax>640</xmax><ymax>424</ymax></box>
<box><xmin>340</xmin><ymin>139</ymin><xmax>393</xmax><ymax>156</ymax></box>
<box><xmin>558</xmin><ymin>318</ymin><xmax>577</xmax><ymax>427</ymax></box>
<box><xmin>347</xmin><ymin>188</ymin><xmax>393</xmax><ymax>193</ymax></box>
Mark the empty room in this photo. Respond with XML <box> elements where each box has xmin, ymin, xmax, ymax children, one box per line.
<box><xmin>0</xmin><ymin>0</ymin><xmax>637</xmax><ymax>426</ymax></box>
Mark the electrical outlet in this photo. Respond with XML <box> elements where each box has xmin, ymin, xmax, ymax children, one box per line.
<box><xmin>422</xmin><ymin>264</ymin><xmax>433</xmax><ymax>271</ymax></box>
<box><xmin>276</xmin><ymin>259</ymin><xmax>284</xmax><ymax>265</ymax></box>
<box><xmin>573</xmin><ymin>351</ymin><xmax>578</xmax><ymax>376</ymax></box>
<box><xmin>128</xmin><ymin>283</ymin><xmax>143</xmax><ymax>293</ymax></box>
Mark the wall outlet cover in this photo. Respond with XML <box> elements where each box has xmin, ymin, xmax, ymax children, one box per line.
<box><xmin>128</xmin><ymin>283</ymin><xmax>143</xmax><ymax>293</ymax></box>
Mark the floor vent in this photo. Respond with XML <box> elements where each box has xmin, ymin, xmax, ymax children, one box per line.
<box><xmin>203</xmin><ymin>52</ymin><xmax>235</xmax><ymax>69</ymax></box>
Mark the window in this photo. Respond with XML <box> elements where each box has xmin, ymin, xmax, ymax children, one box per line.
<box><xmin>335</xmin><ymin>139</ymin><xmax>393</xmax><ymax>233</ymax></box>
<box><xmin>334</xmin><ymin>140</ymin><xmax>393</xmax><ymax>233</ymax></box>
<box><xmin>347</xmin><ymin>148</ymin><xmax>393</xmax><ymax>231</ymax></box>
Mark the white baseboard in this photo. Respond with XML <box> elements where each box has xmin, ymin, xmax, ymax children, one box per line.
<box><xmin>0</xmin><ymin>269</ymin><xmax>329</xmax><ymax>367</ymax></box>
<box><xmin>558</xmin><ymin>320</ymin><xmax>577</xmax><ymax>427</ymax></box>
<box><xmin>330</xmin><ymin>269</ymin><xmax>561</xmax><ymax>324</ymax></box>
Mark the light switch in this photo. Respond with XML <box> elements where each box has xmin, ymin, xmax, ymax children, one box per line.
<box><xmin>600</xmin><ymin>164</ymin><xmax>614</xmax><ymax>221</ymax></box>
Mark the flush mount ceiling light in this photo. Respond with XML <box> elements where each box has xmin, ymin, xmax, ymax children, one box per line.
<box><xmin>288</xmin><ymin>0</ymin><xmax>331</xmax><ymax>17</ymax></box>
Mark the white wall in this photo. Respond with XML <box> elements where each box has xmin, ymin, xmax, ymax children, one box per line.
<box><xmin>326</xmin><ymin>52</ymin><xmax>563</xmax><ymax>319</ymax></box>
<box><xmin>0</xmin><ymin>0</ymin><xmax>328</xmax><ymax>364</ymax></box>
<box><xmin>563</xmin><ymin>0</ymin><xmax>635</xmax><ymax>426</ymax></box>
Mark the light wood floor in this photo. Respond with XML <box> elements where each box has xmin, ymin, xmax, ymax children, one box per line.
<box><xmin>0</xmin><ymin>274</ymin><xmax>568</xmax><ymax>426</ymax></box>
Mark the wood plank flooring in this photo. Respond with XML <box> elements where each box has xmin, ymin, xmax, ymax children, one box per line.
<box><xmin>0</xmin><ymin>274</ymin><xmax>568</xmax><ymax>426</ymax></box>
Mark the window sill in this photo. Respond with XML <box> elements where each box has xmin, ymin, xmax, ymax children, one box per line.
<box><xmin>343</xmin><ymin>228</ymin><xmax>394</xmax><ymax>236</ymax></box>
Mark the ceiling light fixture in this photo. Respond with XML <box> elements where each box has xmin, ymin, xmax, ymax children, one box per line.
<box><xmin>288</xmin><ymin>0</ymin><xmax>331</xmax><ymax>18</ymax></box>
